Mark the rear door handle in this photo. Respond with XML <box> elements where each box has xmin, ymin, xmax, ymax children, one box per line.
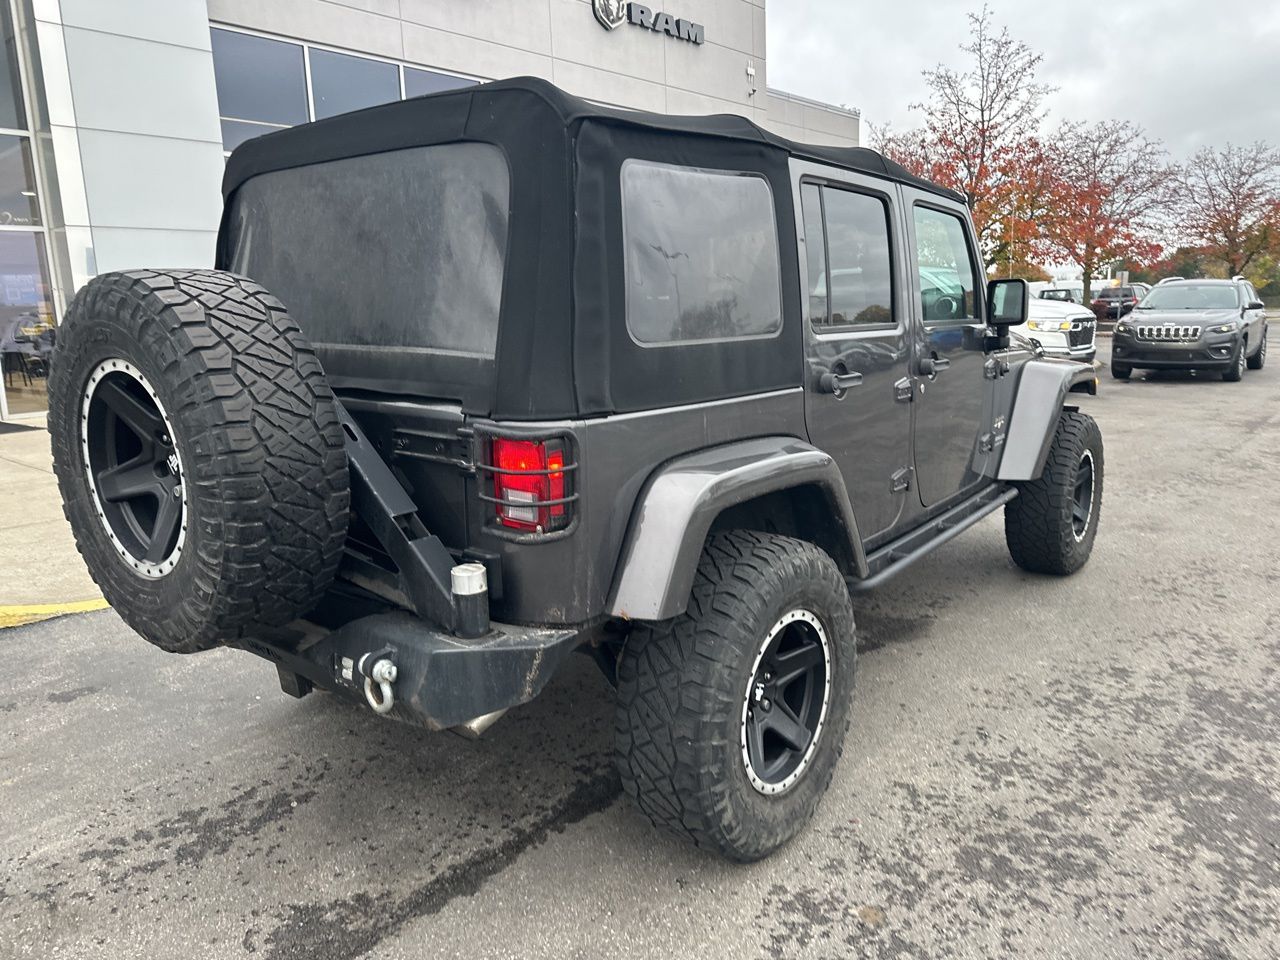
<box><xmin>918</xmin><ymin>355</ymin><xmax>951</xmax><ymax>377</ymax></box>
<box><xmin>819</xmin><ymin>371</ymin><xmax>863</xmax><ymax>393</ymax></box>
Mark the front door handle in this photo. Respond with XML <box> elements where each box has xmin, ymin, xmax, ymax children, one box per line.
<box><xmin>819</xmin><ymin>371</ymin><xmax>863</xmax><ymax>393</ymax></box>
<box><xmin>918</xmin><ymin>355</ymin><xmax>951</xmax><ymax>377</ymax></box>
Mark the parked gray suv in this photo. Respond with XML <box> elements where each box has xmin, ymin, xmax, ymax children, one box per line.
<box><xmin>47</xmin><ymin>78</ymin><xmax>1102</xmax><ymax>861</ymax></box>
<box><xmin>1111</xmin><ymin>278</ymin><xmax>1268</xmax><ymax>381</ymax></box>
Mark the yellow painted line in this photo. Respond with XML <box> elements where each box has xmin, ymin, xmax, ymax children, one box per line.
<box><xmin>0</xmin><ymin>598</ymin><xmax>109</xmax><ymax>629</ymax></box>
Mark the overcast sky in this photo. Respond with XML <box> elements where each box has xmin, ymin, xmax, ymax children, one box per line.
<box><xmin>767</xmin><ymin>0</ymin><xmax>1280</xmax><ymax>160</ymax></box>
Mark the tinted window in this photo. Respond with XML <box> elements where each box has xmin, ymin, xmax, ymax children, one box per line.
<box><xmin>820</xmin><ymin>188</ymin><xmax>893</xmax><ymax>327</ymax></box>
<box><xmin>229</xmin><ymin>143</ymin><xmax>510</xmax><ymax>357</ymax></box>
<box><xmin>0</xmin><ymin>134</ymin><xmax>39</xmax><ymax>225</ymax></box>
<box><xmin>0</xmin><ymin>3</ymin><xmax>26</xmax><ymax>130</ymax></box>
<box><xmin>210</xmin><ymin>29</ymin><xmax>307</xmax><ymax>127</ymax></box>
<box><xmin>912</xmin><ymin>207</ymin><xmax>978</xmax><ymax>323</ymax></box>
<box><xmin>1140</xmin><ymin>283</ymin><xmax>1240</xmax><ymax>310</ymax></box>
<box><xmin>622</xmin><ymin>161</ymin><xmax>782</xmax><ymax>346</ymax></box>
<box><xmin>309</xmin><ymin>49</ymin><xmax>399</xmax><ymax>120</ymax></box>
<box><xmin>404</xmin><ymin>67</ymin><xmax>476</xmax><ymax>98</ymax></box>
<box><xmin>800</xmin><ymin>183</ymin><xmax>827</xmax><ymax>325</ymax></box>
<box><xmin>220</xmin><ymin>119</ymin><xmax>276</xmax><ymax>153</ymax></box>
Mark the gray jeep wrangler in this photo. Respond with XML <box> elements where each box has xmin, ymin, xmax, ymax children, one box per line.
<box><xmin>48</xmin><ymin>78</ymin><xmax>1102</xmax><ymax>861</ymax></box>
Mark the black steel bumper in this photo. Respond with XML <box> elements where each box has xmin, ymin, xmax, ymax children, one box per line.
<box><xmin>240</xmin><ymin>613</ymin><xmax>581</xmax><ymax>730</ymax></box>
<box><xmin>1112</xmin><ymin>335</ymin><xmax>1238</xmax><ymax>368</ymax></box>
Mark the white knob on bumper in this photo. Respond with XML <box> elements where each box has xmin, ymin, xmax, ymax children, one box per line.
<box><xmin>451</xmin><ymin>562</ymin><xmax>488</xmax><ymax>597</ymax></box>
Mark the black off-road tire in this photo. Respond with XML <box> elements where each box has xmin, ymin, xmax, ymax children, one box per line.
<box><xmin>1110</xmin><ymin>362</ymin><xmax>1132</xmax><ymax>380</ymax></box>
<box><xmin>615</xmin><ymin>531</ymin><xmax>856</xmax><ymax>861</ymax></box>
<box><xmin>1247</xmin><ymin>330</ymin><xmax>1267</xmax><ymax>370</ymax></box>
<box><xmin>1005</xmin><ymin>410</ymin><xmax>1103</xmax><ymax>576</ymax></box>
<box><xmin>1223</xmin><ymin>339</ymin><xmax>1246</xmax><ymax>381</ymax></box>
<box><xmin>48</xmin><ymin>270</ymin><xmax>349</xmax><ymax>653</ymax></box>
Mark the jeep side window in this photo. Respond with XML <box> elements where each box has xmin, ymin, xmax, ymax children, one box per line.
<box><xmin>621</xmin><ymin>160</ymin><xmax>783</xmax><ymax>346</ymax></box>
<box><xmin>912</xmin><ymin>206</ymin><xmax>979</xmax><ymax>324</ymax></box>
<box><xmin>800</xmin><ymin>183</ymin><xmax>828</xmax><ymax>326</ymax></box>
<box><xmin>800</xmin><ymin>183</ymin><xmax>894</xmax><ymax>329</ymax></box>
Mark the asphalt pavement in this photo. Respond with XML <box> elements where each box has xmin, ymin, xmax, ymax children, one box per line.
<box><xmin>3</xmin><ymin>356</ymin><xmax>1278</xmax><ymax>959</ymax></box>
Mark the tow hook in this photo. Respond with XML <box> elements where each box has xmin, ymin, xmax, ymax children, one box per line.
<box><xmin>358</xmin><ymin>653</ymin><xmax>398</xmax><ymax>715</ymax></box>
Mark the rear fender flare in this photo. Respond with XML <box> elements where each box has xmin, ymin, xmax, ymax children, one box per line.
<box><xmin>997</xmin><ymin>359</ymin><xmax>1094</xmax><ymax>481</ymax></box>
<box><xmin>606</xmin><ymin>437</ymin><xmax>866</xmax><ymax>622</ymax></box>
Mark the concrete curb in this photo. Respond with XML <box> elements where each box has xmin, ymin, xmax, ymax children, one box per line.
<box><xmin>0</xmin><ymin>599</ymin><xmax>109</xmax><ymax>630</ymax></box>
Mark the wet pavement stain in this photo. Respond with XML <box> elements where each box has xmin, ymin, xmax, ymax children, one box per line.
<box><xmin>45</xmin><ymin>686</ymin><xmax>98</xmax><ymax>704</ymax></box>
<box><xmin>259</xmin><ymin>768</ymin><xmax>621</xmax><ymax>960</ymax></box>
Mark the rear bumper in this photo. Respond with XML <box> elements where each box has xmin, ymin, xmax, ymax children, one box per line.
<box><xmin>1112</xmin><ymin>334</ymin><xmax>1238</xmax><ymax>368</ymax></box>
<box><xmin>241</xmin><ymin>613</ymin><xmax>581</xmax><ymax>730</ymax></box>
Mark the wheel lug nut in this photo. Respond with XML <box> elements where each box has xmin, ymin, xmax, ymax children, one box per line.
<box><xmin>171</xmin><ymin>487</ymin><xmax>181</xmax><ymax>500</ymax></box>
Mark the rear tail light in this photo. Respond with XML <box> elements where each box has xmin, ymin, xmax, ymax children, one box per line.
<box><xmin>482</xmin><ymin>437</ymin><xmax>575</xmax><ymax>534</ymax></box>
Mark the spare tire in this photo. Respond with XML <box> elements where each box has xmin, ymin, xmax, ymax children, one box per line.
<box><xmin>48</xmin><ymin>270</ymin><xmax>350</xmax><ymax>653</ymax></box>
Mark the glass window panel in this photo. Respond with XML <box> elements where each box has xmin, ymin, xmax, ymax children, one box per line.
<box><xmin>404</xmin><ymin>67</ymin><xmax>476</xmax><ymax>98</ymax></box>
<box><xmin>622</xmin><ymin>161</ymin><xmax>782</xmax><ymax>345</ymax></box>
<box><xmin>0</xmin><ymin>231</ymin><xmax>54</xmax><ymax>415</ymax></box>
<box><xmin>821</xmin><ymin>188</ymin><xmax>894</xmax><ymax>327</ymax></box>
<box><xmin>0</xmin><ymin>134</ymin><xmax>39</xmax><ymax>225</ymax></box>
<box><xmin>221</xmin><ymin>119</ymin><xmax>286</xmax><ymax>153</ymax></box>
<box><xmin>0</xmin><ymin>3</ymin><xmax>26</xmax><ymax>131</ymax></box>
<box><xmin>210</xmin><ymin>28</ymin><xmax>307</xmax><ymax>126</ymax></box>
<box><xmin>229</xmin><ymin>143</ymin><xmax>510</xmax><ymax>357</ymax></box>
<box><xmin>912</xmin><ymin>206</ymin><xmax>979</xmax><ymax>323</ymax></box>
<box><xmin>800</xmin><ymin>183</ymin><xmax>828</xmax><ymax>325</ymax></box>
<box><xmin>309</xmin><ymin>49</ymin><xmax>399</xmax><ymax>120</ymax></box>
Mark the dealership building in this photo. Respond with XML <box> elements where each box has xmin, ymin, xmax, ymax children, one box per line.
<box><xmin>0</xmin><ymin>0</ymin><xmax>859</xmax><ymax>420</ymax></box>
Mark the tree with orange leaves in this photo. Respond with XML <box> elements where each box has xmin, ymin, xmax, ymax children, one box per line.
<box><xmin>1177</xmin><ymin>142</ymin><xmax>1280</xmax><ymax>278</ymax></box>
<box><xmin>873</xmin><ymin>5</ymin><xmax>1055</xmax><ymax>269</ymax></box>
<box><xmin>1039</xmin><ymin>121</ymin><xmax>1176</xmax><ymax>304</ymax></box>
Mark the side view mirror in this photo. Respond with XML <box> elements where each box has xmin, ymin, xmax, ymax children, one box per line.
<box><xmin>987</xmin><ymin>278</ymin><xmax>1029</xmax><ymax>328</ymax></box>
<box><xmin>1248</xmin><ymin>300</ymin><xmax>1266</xmax><ymax>311</ymax></box>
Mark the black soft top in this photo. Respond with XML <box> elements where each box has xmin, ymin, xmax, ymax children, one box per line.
<box><xmin>217</xmin><ymin>77</ymin><xmax>961</xmax><ymax>419</ymax></box>
<box><xmin>221</xmin><ymin>76</ymin><xmax>959</xmax><ymax>205</ymax></box>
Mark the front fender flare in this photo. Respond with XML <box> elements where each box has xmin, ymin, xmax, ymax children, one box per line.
<box><xmin>997</xmin><ymin>359</ymin><xmax>1094</xmax><ymax>481</ymax></box>
<box><xmin>606</xmin><ymin>437</ymin><xmax>865</xmax><ymax>622</ymax></box>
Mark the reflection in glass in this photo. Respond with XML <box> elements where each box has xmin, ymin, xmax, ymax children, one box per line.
<box><xmin>0</xmin><ymin>134</ymin><xmax>38</xmax><ymax>225</ymax></box>
<box><xmin>0</xmin><ymin>231</ymin><xmax>53</xmax><ymax>415</ymax></box>
<box><xmin>0</xmin><ymin>2</ymin><xmax>26</xmax><ymax>131</ymax></box>
<box><xmin>913</xmin><ymin>207</ymin><xmax>978</xmax><ymax>322</ymax></box>
<box><xmin>211</xmin><ymin>28</ymin><xmax>308</xmax><ymax>127</ymax></box>
<box><xmin>220</xmin><ymin>119</ymin><xmax>286</xmax><ymax>153</ymax></box>
<box><xmin>309</xmin><ymin>49</ymin><xmax>399</xmax><ymax>120</ymax></box>
<box><xmin>404</xmin><ymin>67</ymin><xmax>476</xmax><ymax>98</ymax></box>
<box><xmin>822</xmin><ymin>188</ymin><xmax>893</xmax><ymax>327</ymax></box>
<box><xmin>623</xmin><ymin>162</ymin><xmax>782</xmax><ymax>345</ymax></box>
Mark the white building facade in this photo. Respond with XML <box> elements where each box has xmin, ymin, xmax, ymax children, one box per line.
<box><xmin>0</xmin><ymin>0</ymin><xmax>859</xmax><ymax>420</ymax></box>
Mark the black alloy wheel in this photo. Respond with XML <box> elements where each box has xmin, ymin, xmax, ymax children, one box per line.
<box><xmin>1071</xmin><ymin>449</ymin><xmax>1096</xmax><ymax>542</ymax></box>
<box><xmin>81</xmin><ymin>358</ymin><xmax>186</xmax><ymax>578</ymax></box>
<box><xmin>741</xmin><ymin>609</ymin><xmax>831</xmax><ymax>795</ymax></box>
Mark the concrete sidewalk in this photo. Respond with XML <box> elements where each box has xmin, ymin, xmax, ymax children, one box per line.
<box><xmin>0</xmin><ymin>418</ymin><xmax>102</xmax><ymax>614</ymax></box>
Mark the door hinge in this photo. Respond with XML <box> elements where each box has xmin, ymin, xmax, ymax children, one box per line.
<box><xmin>891</xmin><ymin>467</ymin><xmax>912</xmax><ymax>493</ymax></box>
<box><xmin>894</xmin><ymin>377</ymin><xmax>914</xmax><ymax>402</ymax></box>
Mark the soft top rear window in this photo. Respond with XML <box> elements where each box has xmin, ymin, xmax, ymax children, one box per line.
<box><xmin>621</xmin><ymin>160</ymin><xmax>782</xmax><ymax>347</ymax></box>
<box><xmin>228</xmin><ymin>141</ymin><xmax>510</xmax><ymax>357</ymax></box>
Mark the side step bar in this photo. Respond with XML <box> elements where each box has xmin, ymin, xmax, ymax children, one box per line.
<box><xmin>850</xmin><ymin>484</ymin><xmax>1018</xmax><ymax>592</ymax></box>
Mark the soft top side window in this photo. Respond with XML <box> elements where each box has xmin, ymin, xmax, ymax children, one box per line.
<box><xmin>622</xmin><ymin>160</ymin><xmax>783</xmax><ymax>347</ymax></box>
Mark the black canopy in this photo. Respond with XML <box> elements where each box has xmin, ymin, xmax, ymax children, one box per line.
<box><xmin>217</xmin><ymin>77</ymin><xmax>961</xmax><ymax>419</ymax></box>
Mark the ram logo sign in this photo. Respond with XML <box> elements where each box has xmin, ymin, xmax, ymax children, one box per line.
<box><xmin>592</xmin><ymin>0</ymin><xmax>628</xmax><ymax>30</ymax></box>
<box><xmin>593</xmin><ymin>1</ymin><xmax>706</xmax><ymax>44</ymax></box>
